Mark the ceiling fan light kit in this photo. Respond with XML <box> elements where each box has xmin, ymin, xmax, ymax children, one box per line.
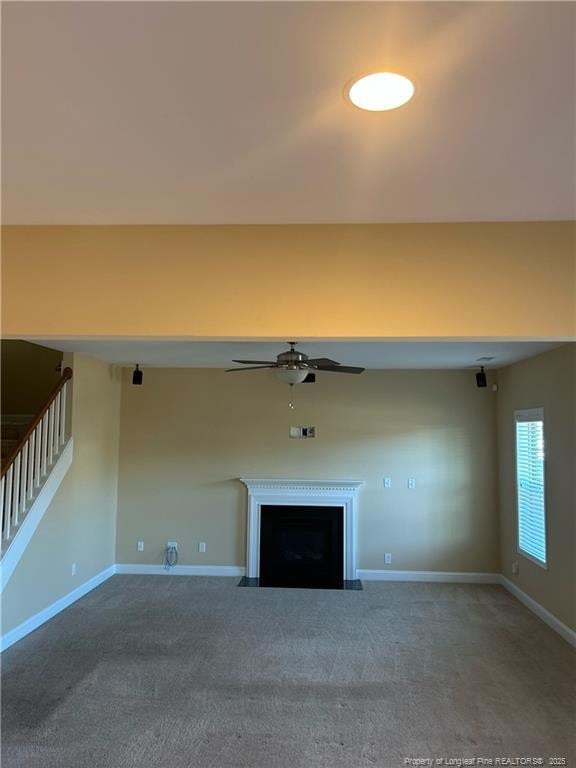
<box><xmin>275</xmin><ymin>369</ymin><xmax>309</xmax><ymax>385</ymax></box>
<box><xmin>225</xmin><ymin>342</ymin><xmax>365</xmax><ymax>382</ymax></box>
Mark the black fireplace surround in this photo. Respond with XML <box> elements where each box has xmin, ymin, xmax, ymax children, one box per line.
<box><xmin>259</xmin><ymin>505</ymin><xmax>344</xmax><ymax>589</ymax></box>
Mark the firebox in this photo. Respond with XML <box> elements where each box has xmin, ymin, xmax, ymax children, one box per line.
<box><xmin>259</xmin><ymin>505</ymin><xmax>343</xmax><ymax>589</ymax></box>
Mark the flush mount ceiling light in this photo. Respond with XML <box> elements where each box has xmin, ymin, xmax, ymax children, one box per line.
<box><xmin>348</xmin><ymin>72</ymin><xmax>415</xmax><ymax>112</ymax></box>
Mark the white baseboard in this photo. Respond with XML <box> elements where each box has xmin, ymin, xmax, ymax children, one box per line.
<box><xmin>115</xmin><ymin>564</ymin><xmax>245</xmax><ymax>577</ymax></box>
<box><xmin>499</xmin><ymin>575</ymin><xmax>576</xmax><ymax>648</ymax></box>
<box><xmin>358</xmin><ymin>569</ymin><xmax>500</xmax><ymax>584</ymax></box>
<box><xmin>0</xmin><ymin>564</ymin><xmax>115</xmax><ymax>652</ymax></box>
<box><xmin>1</xmin><ymin>439</ymin><xmax>74</xmax><ymax>592</ymax></box>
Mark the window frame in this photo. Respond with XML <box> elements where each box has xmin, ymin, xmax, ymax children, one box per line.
<box><xmin>514</xmin><ymin>407</ymin><xmax>548</xmax><ymax>570</ymax></box>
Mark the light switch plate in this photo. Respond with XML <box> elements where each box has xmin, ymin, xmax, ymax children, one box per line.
<box><xmin>408</xmin><ymin>478</ymin><xmax>416</xmax><ymax>489</ymax></box>
<box><xmin>384</xmin><ymin>477</ymin><xmax>392</xmax><ymax>488</ymax></box>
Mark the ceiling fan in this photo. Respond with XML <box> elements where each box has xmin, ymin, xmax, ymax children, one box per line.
<box><xmin>226</xmin><ymin>341</ymin><xmax>365</xmax><ymax>383</ymax></box>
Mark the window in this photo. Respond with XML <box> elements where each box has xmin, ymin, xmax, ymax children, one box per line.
<box><xmin>515</xmin><ymin>408</ymin><xmax>547</xmax><ymax>568</ymax></box>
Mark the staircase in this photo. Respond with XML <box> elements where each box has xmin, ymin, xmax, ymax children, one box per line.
<box><xmin>1</xmin><ymin>368</ymin><xmax>73</xmax><ymax>563</ymax></box>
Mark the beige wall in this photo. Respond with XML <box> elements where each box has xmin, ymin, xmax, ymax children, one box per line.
<box><xmin>497</xmin><ymin>344</ymin><xmax>576</xmax><ymax>631</ymax></box>
<box><xmin>116</xmin><ymin>368</ymin><xmax>499</xmax><ymax>573</ymax></box>
<box><xmin>2</xmin><ymin>222</ymin><xmax>574</xmax><ymax>339</ymax></box>
<box><xmin>1</xmin><ymin>353</ymin><xmax>122</xmax><ymax>635</ymax></box>
<box><xmin>1</xmin><ymin>340</ymin><xmax>63</xmax><ymax>415</ymax></box>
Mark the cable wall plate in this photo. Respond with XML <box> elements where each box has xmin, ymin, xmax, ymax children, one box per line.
<box><xmin>289</xmin><ymin>426</ymin><xmax>316</xmax><ymax>439</ymax></box>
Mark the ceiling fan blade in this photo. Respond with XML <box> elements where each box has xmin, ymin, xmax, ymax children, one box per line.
<box><xmin>232</xmin><ymin>359</ymin><xmax>277</xmax><ymax>365</ymax></box>
<box><xmin>315</xmin><ymin>365</ymin><xmax>365</xmax><ymax>374</ymax></box>
<box><xmin>225</xmin><ymin>366</ymin><xmax>275</xmax><ymax>372</ymax></box>
<box><xmin>307</xmin><ymin>357</ymin><xmax>341</xmax><ymax>366</ymax></box>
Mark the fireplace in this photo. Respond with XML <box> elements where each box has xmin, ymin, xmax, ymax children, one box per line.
<box><xmin>239</xmin><ymin>478</ymin><xmax>363</xmax><ymax>589</ymax></box>
<box><xmin>260</xmin><ymin>505</ymin><xmax>343</xmax><ymax>588</ymax></box>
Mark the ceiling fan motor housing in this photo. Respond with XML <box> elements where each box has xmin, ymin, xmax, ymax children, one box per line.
<box><xmin>277</xmin><ymin>347</ymin><xmax>309</xmax><ymax>368</ymax></box>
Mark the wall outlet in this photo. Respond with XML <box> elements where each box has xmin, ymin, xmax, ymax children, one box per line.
<box><xmin>167</xmin><ymin>541</ymin><xmax>178</xmax><ymax>550</ymax></box>
<box><xmin>198</xmin><ymin>542</ymin><xmax>206</xmax><ymax>553</ymax></box>
<box><xmin>137</xmin><ymin>541</ymin><xmax>144</xmax><ymax>552</ymax></box>
<box><xmin>384</xmin><ymin>477</ymin><xmax>392</xmax><ymax>489</ymax></box>
<box><xmin>71</xmin><ymin>562</ymin><xmax>76</xmax><ymax>576</ymax></box>
<box><xmin>384</xmin><ymin>553</ymin><xmax>392</xmax><ymax>565</ymax></box>
<box><xmin>512</xmin><ymin>560</ymin><xmax>519</xmax><ymax>576</ymax></box>
<box><xmin>408</xmin><ymin>478</ymin><xmax>416</xmax><ymax>489</ymax></box>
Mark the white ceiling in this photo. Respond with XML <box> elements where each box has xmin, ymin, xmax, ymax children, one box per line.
<box><xmin>4</xmin><ymin>2</ymin><xmax>574</xmax><ymax>224</ymax></box>
<box><xmin>31</xmin><ymin>340</ymin><xmax>566</xmax><ymax>370</ymax></box>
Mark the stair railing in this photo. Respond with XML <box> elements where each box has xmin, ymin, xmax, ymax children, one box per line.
<box><xmin>1</xmin><ymin>367</ymin><xmax>73</xmax><ymax>544</ymax></box>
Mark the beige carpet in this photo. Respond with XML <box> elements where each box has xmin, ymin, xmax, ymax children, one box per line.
<box><xmin>2</xmin><ymin>576</ymin><xmax>575</xmax><ymax>767</ymax></box>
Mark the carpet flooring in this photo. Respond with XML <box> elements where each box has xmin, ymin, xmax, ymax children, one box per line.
<box><xmin>2</xmin><ymin>576</ymin><xmax>575</xmax><ymax>767</ymax></box>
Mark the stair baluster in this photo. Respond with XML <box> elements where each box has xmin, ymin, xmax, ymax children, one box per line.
<box><xmin>1</xmin><ymin>368</ymin><xmax>72</xmax><ymax>548</ymax></box>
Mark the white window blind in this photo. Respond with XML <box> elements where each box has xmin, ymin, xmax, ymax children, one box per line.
<box><xmin>515</xmin><ymin>408</ymin><xmax>547</xmax><ymax>567</ymax></box>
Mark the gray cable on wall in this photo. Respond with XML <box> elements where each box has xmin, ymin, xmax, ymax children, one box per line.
<box><xmin>164</xmin><ymin>544</ymin><xmax>178</xmax><ymax>570</ymax></box>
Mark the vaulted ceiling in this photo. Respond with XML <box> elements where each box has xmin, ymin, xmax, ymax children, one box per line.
<box><xmin>3</xmin><ymin>1</ymin><xmax>574</xmax><ymax>224</ymax></box>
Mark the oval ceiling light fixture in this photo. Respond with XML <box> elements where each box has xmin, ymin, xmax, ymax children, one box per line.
<box><xmin>348</xmin><ymin>72</ymin><xmax>415</xmax><ymax>112</ymax></box>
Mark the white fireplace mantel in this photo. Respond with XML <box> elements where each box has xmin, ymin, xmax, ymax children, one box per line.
<box><xmin>239</xmin><ymin>478</ymin><xmax>364</xmax><ymax>582</ymax></box>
